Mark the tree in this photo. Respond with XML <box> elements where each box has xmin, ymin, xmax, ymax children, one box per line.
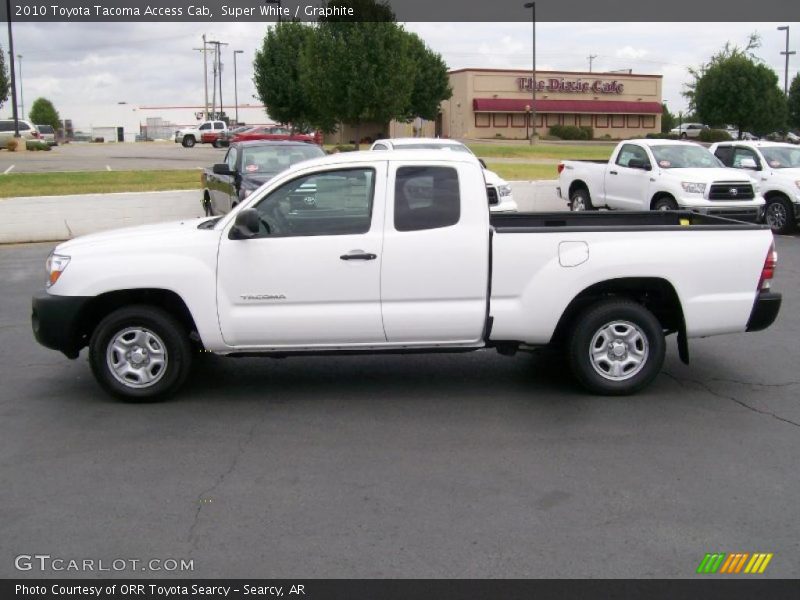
<box><xmin>0</xmin><ymin>44</ymin><xmax>9</xmax><ymax>109</ymax></box>
<box><xmin>685</xmin><ymin>36</ymin><xmax>787</xmax><ymax>136</ymax></box>
<box><xmin>661</xmin><ymin>103</ymin><xmax>675</xmax><ymax>133</ymax></box>
<box><xmin>29</xmin><ymin>98</ymin><xmax>61</xmax><ymax>130</ymax></box>
<box><xmin>403</xmin><ymin>33</ymin><xmax>452</xmax><ymax>122</ymax></box>
<box><xmin>253</xmin><ymin>22</ymin><xmax>320</xmax><ymax>133</ymax></box>
<box><xmin>788</xmin><ymin>73</ymin><xmax>800</xmax><ymax>130</ymax></box>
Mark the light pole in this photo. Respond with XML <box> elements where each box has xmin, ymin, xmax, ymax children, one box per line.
<box><xmin>264</xmin><ymin>0</ymin><xmax>282</xmax><ymax>23</ymax></box>
<box><xmin>524</xmin><ymin>104</ymin><xmax>530</xmax><ymax>140</ymax></box>
<box><xmin>523</xmin><ymin>2</ymin><xmax>536</xmax><ymax>145</ymax></box>
<box><xmin>233</xmin><ymin>50</ymin><xmax>244</xmax><ymax>125</ymax></box>
<box><xmin>777</xmin><ymin>26</ymin><xmax>796</xmax><ymax>96</ymax></box>
<box><xmin>5</xmin><ymin>0</ymin><xmax>21</xmax><ymax>138</ymax></box>
<box><xmin>17</xmin><ymin>54</ymin><xmax>23</xmax><ymax>119</ymax></box>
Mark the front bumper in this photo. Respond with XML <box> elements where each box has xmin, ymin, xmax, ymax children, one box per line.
<box><xmin>746</xmin><ymin>292</ymin><xmax>781</xmax><ymax>332</ymax></box>
<box><xmin>684</xmin><ymin>205</ymin><xmax>764</xmax><ymax>223</ymax></box>
<box><xmin>31</xmin><ymin>291</ymin><xmax>92</xmax><ymax>359</ymax></box>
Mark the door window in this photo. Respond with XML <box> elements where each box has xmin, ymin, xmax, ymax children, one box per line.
<box><xmin>199</xmin><ymin>123</ymin><xmax>211</xmax><ymax>130</ymax></box>
<box><xmin>732</xmin><ymin>147</ymin><xmax>760</xmax><ymax>168</ymax></box>
<box><xmin>226</xmin><ymin>147</ymin><xmax>238</xmax><ymax>171</ymax></box>
<box><xmin>615</xmin><ymin>144</ymin><xmax>650</xmax><ymax>168</ymax></box>
<box><xmin>394</xmin><ymin>166</ymin><xmax>460</xmax><ymax>232</ymax></box>
<box><xmin>253</xmin><ymin>168</ymin><xmax>374</xmax><ymax>237</ymax></box>
<box><xmin>714</xmin><ymin>145</ymin><xmax>734</xmax><ymax>167</ymax></box>
<box><xmin>214</xmin><ymin>122</ymin><xmax>225</xmax><ymax>130</ymax></box>
<box><xmin>373</xmin><ymin>143</ymin><xmax>389</xmax><ymax>150</ymax></box>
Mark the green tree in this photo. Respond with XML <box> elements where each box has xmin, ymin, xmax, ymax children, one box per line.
<box><xmin>0</xmin><ymin>44</ymin><xmax>9</xmax><ymax>109</ymax></box>
<box><xmin>788</xmin><ymin>73</ymin><xmax>800</xmax><ymax>130</ymax></box>
<box><xmin>29</xmin><ymin>98</ymin><xmax>61</xmax><ymax>130</ymax></box>
<box><xmin>322</xmin><ymin>0</ymin><xmax>395</xmax><ymax>22</ymax></box>
<box><xmin>685</xmin><ymin>36</ymin><xmax>787</xmax><ymax>136</ymax></box>
<box><xmin>253</xmin><ymin>22</ymin><xmax>319</xmax><ymax>133</ymax></box>
<box><xmin>403</xmin><ymin>33</ymin><xmax>451</xmax><ymax>121</ymax></box>
<box><xmin>661</xmin><ymin>103</ymin><xmax>675</xmax><ymax>133</ymax></box>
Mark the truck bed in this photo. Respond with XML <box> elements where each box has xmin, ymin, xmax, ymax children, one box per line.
<box><xmin>490</xmin><ymin>211</ymin><xmax>767</xmax><ymax>232</ymax></box>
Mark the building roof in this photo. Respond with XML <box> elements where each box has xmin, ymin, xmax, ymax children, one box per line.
<box><xmin>449</xmin><ymin>67</ymin><xmax>662</xmax><ymax>79</ymax></box>
<box><xmin>472</xmin><ymin>98</ymin><xmax>663</xmax><ymax>114</ymax></box>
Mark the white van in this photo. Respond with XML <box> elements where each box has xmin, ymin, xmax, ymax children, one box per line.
<box><xmin>0</xmin><ymin>119</ymin><xmax>40</xmax><ymax>146</ymax></box>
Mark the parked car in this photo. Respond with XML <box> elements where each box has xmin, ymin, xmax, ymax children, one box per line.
<box><xmin>209</xmin><ymin>125</ymin><xmax>252</xmax><ymax>148</ymax></box>
<box><xmin>35</xmin><ymin>124</ymin><xmax>57</xmax><ymax>146</ymax></box>
<box><xmin>669</xmin><ymin>123</ymin><xmax>709</xmax><ymax>139</ymax></box>
<box><xmin>32</xmin><ymin>150</ymin><xmax>781</xmax><ymax>401</ymax></box>
<box><xmin>710</xmin><ymin>140</ymin><xmax>800</xmax><ymax>234</ymax></box>
<box><xmin>558</xmin><ymin>139</ymin><xmax>764</xmax><ymax>222</ymax></box>
<box><xmin>0</xmin><ymin>119</ymin><xmax>41</xmax><ymax>146</ymax></box>
<box><xmin>232</xmin><ymin>125</ymin><xmax>322</xmax><ymax>145</ymax></box>
<box><xmin>786</xmin><ymin>131</ymin><xmax>800</xmax><ymax>145</ymax></box>
<box><xmin>174</xmin><ymin>120</ymin><xmax>228</xmax><ymax>148</ymax></box>
<box><xmin>201</xmin><ymin>140</ymin><xmax>326</xmax><ymax>215</ymax></box>
<box><xmin>369</xmin><ymin>138</ymin><xmax>517</xmax><ymax>213</ymax></box>
<box><xmin>724</xmin><ymin>127</ymin><xmax>758</xmax><ymax>141</ymax></box>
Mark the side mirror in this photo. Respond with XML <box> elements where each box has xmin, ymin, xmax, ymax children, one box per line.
<box><xmin>213</xmin><ymin>163</ymin><xmax>235</xmax><ymax>176</ymax></box>
<box><xmin>478</xmin><ymin>158</ymin><xmax>488</xmax><ymax>169</ymax></box>
<box><xmin>229</xmin><ymin>208</ymin><xmax>262</xmax><ymax>239</ymax></box>
<box><xmin>739</xmin><ymin>157</ymin><xmax>759</xmax><ymax>170</ymax></box>
<box><xmin>628</xmin><ymin>158</ymin><xmax>652</xmax><ymax>171</ymax></box>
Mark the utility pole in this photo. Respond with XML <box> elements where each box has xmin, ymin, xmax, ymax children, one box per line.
<box><xmin>17</xmin><ymin>54</ymin><xmax>24</xmax><ymax>119</ymax></box>
<box><xmin>233</xmin><ymin>50</ymin><xmax>244</xmax><ymax>125</ymax></box>
<box><xmin>192</xmin><ymin>35</ymin><xmax>210</xmax><ymax>119</ymax></box>
<box><xmin>587</xmin><ymin>54</ymin><xmax>597</xmax><ymax>73</ymax></box>
<box><xmin>207</xmin><ymin>40</ymin><xmax>228</xmax><ymax>121</ymax></box>
<box><xmin>524</xmin><ymin>2</ymin><xmax>536</xmax><ymax>145</ymax></box>
<box><xmin>5</xmin><ymin>0</ymin><xmax>21</xmax><ymax>138</ymax></box>
<box><xmin>777</xmin><ymin>26</ymin><xmax>796</xmax><ymax>96</ymax></box>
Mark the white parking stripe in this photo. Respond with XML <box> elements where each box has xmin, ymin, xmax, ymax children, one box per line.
<box><xmin>106</xmin><ymin>165</ymin><xmax>112</xmax><ymax>171</ymax></box>
<box><xmin>3</xmin><ymin>165</ymin><xmax>15</xmax><ymax>175</ymax></box>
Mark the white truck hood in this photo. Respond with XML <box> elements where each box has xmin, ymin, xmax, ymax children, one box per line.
<box><xmin>659</xmin><ymin>167</ymin><xmax>756</xmax><ymax>184</ymax></box>
<box><xmin>55</xmin><ymin>218</ymin><xmax>216</xmax><ymax>254</ymax></box>
<box><xmin>483</xmin><ymin>168</ymin><xmax>508</xmax><ymax>187</ymax></box>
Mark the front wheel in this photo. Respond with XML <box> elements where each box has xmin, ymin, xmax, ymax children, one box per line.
<box><xmin>764</xmin><ymin>197</ymin><xmax>796</xmax><ymax>234</ymax></box>
<box><xmin>568</xmin><ymin>299</ymin><xmax>665</xmax><ymax>395</ymax></box>
<box><xmin>570</xmin><ymin>188</ymin><xmax>594</xmax><ymax>211</ymax></box>
<box><xmin>182</xmin><ymin>136</ymin><xmax>196</xmax><ymax>148</ymax></box>
<box><xmin>653</xmin><ymin>196</ymin><xmax>679</xmax><ymax>211</ymax></box>
<box><xmin>89</xmin><ymin>306</ymin><xmax>193</xmax><ymax>402</ymax></box>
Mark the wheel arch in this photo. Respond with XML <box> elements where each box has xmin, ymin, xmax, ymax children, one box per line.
<box><xmin>650</xmin><ymin>191</ymin><xmax>676</xmax><ymax>210</ymax></box>
<box><xmin>568</xmin><ymin>179</ymin><xmax>590</xmax><ymax>199</ymax></box>
<box><xmin>550</xmin><ymin>276</ymin><xmax>687</xmax><ymax>362</ymax></box>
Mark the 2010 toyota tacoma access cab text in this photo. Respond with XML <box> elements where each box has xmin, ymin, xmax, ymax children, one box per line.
<box><xmin>558</xmin><ymin>139</ymin><xmax>765</xmax><ymax>222</ymax></box>
<box><xmin>32</xmin><ymin>151</ymin><xmax>781</xmax><ymax>401</ymax></box>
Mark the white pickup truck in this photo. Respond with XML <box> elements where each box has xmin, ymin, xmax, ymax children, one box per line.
<box><xmin>709</xmin><ymin>141</ymin><xmax>800</xmax><ymax>234</ymax></box>
<box><xmin>175</xmin><ymin>120</ymin><xmax>228</xmax><ymax>148</ymax></box>
<box><xmin>558</xmin><ymin>139</ymin><xmax>765</xmax><ymax>222</ymax></box>
<box><xmin>32</xmin><ymin>151</ymin><xmax>781</xmax><ymax>401</ymax></box>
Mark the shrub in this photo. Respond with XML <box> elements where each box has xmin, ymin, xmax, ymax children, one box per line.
<box><xmin>548</xmin><ymin>124</ymin><xmax>590</xmax><ymax>140</ymax></box>
<box><xmin>645</xmin><ymin>132</ymin><xmax>680</xmax><ymax>140</ymax></box>
<box><xmin>580</xmin><ymin>126</ymin><xmax>594</xmax><ymax>140</ymax></box>
<box><xmin>26</xmin><ymin>140</ymin><xmax>51</xmax><ymax>151</ymax></box>
<box><xmin>6</xmin><ymin>138</ymin><xmax>19</xmax><ymax>151</ymax></box>
<box><xmin>698</xmin><ymin>128</ymin><xmax>732</xmax><ymax>142</ymax></box>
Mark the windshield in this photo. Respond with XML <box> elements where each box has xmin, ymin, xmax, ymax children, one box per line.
<box><xmin>650</xmin><ymin>145</ymin><xmax>722</xmax><ymax>169</ymax></box>
<box><xmin>240</xmin><ymin>145</ymin><xmax>325</xmax><ymax>175</ymax></box>
<box><xmin>37</xmin><ymin>125</ymin><xmax>54</xmax><ymax>133</ymax></box>
<box><xmin>393</xmin><ymin>143</ymin><xmax>472</xmax><ymax>154</ymax></box>
<box><xmin>760</xmin><ymin>146</ymin><xmax>800</xmax><ymax>169</ymax></box>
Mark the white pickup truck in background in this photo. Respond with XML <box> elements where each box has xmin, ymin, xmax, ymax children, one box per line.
<box><xmin>175</xmin><ymin>120</ymin><xmax>228</xmax><ymax>148</ymax></box>
<box><xmin>710</xmin><ymin>141</ymin><xmax>800</xmax><ymax>234</ymax></box>
<box><xmin>558</xmin><ymin>139</ymin><xmax>765</xmax><ymax>222</ymax></box>
<box><xmin>32</xmin><ymin>151</ymin><xmax>781</xmax><ymax>401</ymax></box>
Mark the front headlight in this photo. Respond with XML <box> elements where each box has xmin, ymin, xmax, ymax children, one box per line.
<box><xmin>681</xmin><ymin>182</ymin><xmax>706</xmax><ymax>194</ymax></box>
<box><xmin>45</xmin><ymin>253</ymin><xmax>70</xmax><ymax>288</ymax></box>
<box><xmin>497</xmin><ymin>184</ymin><xmax>512</xmax><ymax>197</ymax></box>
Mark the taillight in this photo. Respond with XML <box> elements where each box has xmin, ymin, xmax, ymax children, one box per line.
<box><xmin>758</xmin><ymin>242</ymin><xmax>777</xmax><ymax>291</ymax></box>
<box><xmin>557</xmin><ymin>163</ymin><xmax>565</xmax><ymax>175</ymax></box>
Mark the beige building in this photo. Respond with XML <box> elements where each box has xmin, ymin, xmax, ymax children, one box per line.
<box><xmin>439</xmin><ymin>68</ymin><xmax>663</xmax><ymax>140</ymax></box>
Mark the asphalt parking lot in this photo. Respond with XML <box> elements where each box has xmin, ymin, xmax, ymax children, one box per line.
<box><xmin>1</xmin><ymin>235</ymin><xmax>798</xmax><ymax>579</ymax></box>
<box><xmin>0</xmin><ymin>142</ymin><xmax>227</xmax><ymax>173</ymax></box>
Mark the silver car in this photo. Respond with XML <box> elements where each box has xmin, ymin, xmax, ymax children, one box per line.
<box><xmin>35</xmin><ymin>124</ymin><xmax>58</xmax><ymax>146</ymax></box>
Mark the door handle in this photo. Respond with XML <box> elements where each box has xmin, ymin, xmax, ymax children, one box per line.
<box><xmin>340</xmin><ymin>252</ymin><xmax>377</xmax><ymax>261</ymax></box>
<box><xmin>609</xmin><ymin>170</ymin><xmax>618</xmax><ymax>175</ymax></box>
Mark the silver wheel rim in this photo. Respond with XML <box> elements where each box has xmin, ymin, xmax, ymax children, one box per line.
<box><xmin>766</xmin><ymin>202</ymin><xmax>786</xmax><ymax>230</ymax></box>
<box><xmin>572</xmin><ymin>195</ymin><xmax>586</xmax><ymax>211</ymax></box>
<box><xmin>589</xmin><ymin>320</ymin><xmax>649</xmax><ymax>382</ymax></box>
<box><xmin>106</xmin><ymin>327</ymin><xmax>168</xmax><ymax>389</ymax></box>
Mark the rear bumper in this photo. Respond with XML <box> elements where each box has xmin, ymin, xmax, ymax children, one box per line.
<box><xmin>746</xmin><ymin>292</ymin><xmax>782</xmax><ymax>332</ymax></box>
<box><xmin>31</xmin><ymin>291</ymin><xmax>92</xmax><ymax>358</ymax></box>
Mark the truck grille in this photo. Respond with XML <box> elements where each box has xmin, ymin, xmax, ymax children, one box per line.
<box><xmin>487</xmin><ymin>186</ymin><xmax>499</xmax><ymax>206</ymax></box>
<box><xmin>708</xmin><ymin>182</ymin><xmax>755</xmax><ymax>201</ymax></box>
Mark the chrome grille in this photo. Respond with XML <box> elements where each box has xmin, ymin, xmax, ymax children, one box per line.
<box><xmin>708</xmin><ymin>182</ymin><xmax>755</xmax><ymax>201</ymax></box>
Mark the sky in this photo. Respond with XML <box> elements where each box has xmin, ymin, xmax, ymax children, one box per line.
<box><xmin>5</xmin><ymin>21</ymin><xmax>799</xmax><ymax>130</ymax></box>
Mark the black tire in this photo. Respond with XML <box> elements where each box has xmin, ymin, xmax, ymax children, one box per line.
<box><xmin>680</xmin><ymin>132</ymin><xmax>688</xmax><ymax>139</ymax></box>
<box><xmin>653</xmin><ymin>196</ymin><xmax>679</xmax><ymax>211</ymax></box>
<box><xmin>182</xmin><ymin>136</ymin><xmax>196</xmax><ymax>148</ymax></box>
<box><xmin>89</xmin><ymin>306</ymin><xmax>192</xmax><ymax>402</ymax></box>
<box><xmin>764</xmin><ymin>196</ymin><xmax>796</xmax><ymax>234</ymax></box>
<box><xmin>569</xmin><ymin>187</ymin><xmax>594</xmax><ymax>211</ymax></box>
<box><xmin>568</xmin><ymin>299</ymin><xmax>665</xmax><ymax>395</ymax></box>
<box><xmin>212</xmin><ymin>139</ymin><xmax>222</xmax><ymax>149</ymax></box>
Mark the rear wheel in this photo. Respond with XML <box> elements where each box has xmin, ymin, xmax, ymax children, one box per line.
<box><xmin>568</xmin><ymin>299</ymin><xmax>665</xmax><ymax>395</ymax></box>
<box><xmin>182</xmin><ymin>136</ymin><xmax>196</xmax><ymax>148</ymax></box>
<box><xmin>653</xmin><ymin>196</ymin><xmax>679</xmax><ymax>211</ymax></box>
<box><xmin>212</xmin><ymin>139</ymin><xmax>222</xmax><ymax>148</ymax></box>
<box><xmin>680</xmin><ymin>132</ymin><xmax>688</xmax><ymax>139</ymax></box>
<box><xmin>764</xmin><ymin>196</ymin><xmax>796</xmax><ymax>234</ymax></box>
<box><xmin>570</xmin><ymin>187</ymin><xmax>594</xmax><ymax>211</ymax></box>
<box><xmin>89</xmin><ymin>306</ymin><xmax>192</xmax><ymax>402</ymax></box>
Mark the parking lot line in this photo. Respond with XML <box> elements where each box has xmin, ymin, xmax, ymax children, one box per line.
<box><xmin>3</xmin><ymin>165</ymin><xmax>15</xmax><ymax>175</ymax></box>
<box><xmin>105</xmin><ymin>165</ymin><xmax>112</xmax><ymax>171</ymax></box>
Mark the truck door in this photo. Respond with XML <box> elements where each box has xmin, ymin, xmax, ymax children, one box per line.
<box><xmin>380</xmin><ymin>160</ymin><xmax>490</xmax><ymax>344</ymax></box>
<box><xmin>210</xmin><ymin>147</ymin><xmax>239</xmax><ymax>214</ymax></box>
<box><xmin>216</xmin><ymin>165</ymin><xmax>387</xmax><ymax>347</ymax></box>
<box><xmin>604</xmin><ymin>143</ymin><xmax>652</xmax><ymax>210</ymax></box>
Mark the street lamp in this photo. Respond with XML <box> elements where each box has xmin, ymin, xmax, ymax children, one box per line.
<box><xmin>524</xmin><ymin>104</ymin><xmax>530</xmax><ymax>140</ymax></box>
<box><xmin>233</xmin><ymin>50</ymin><xmax>244</xmax><ymax>125</ymax></box>
<box><xmin>777</xmin><ymin>26</ymin><xmax>796</xmax><ymax>96</ymax></box>
<box><xmin>17</xmin><ymin>55</ymin><xmax>24</xmax><ymax>120</ymax></box>
<box><xmin>264</xmin><ymin>0</ymin><xmax>282</xmax><ymax>23</ymax></box>
<box><xmin>523</xmin><ymin>2</ymin><xmax>536</xmax><ymax>145</ymax></box>
<box><xmin>5</xmin><ymin>0</ymin><xmax>21</xmax><ymax>138</ymax></box>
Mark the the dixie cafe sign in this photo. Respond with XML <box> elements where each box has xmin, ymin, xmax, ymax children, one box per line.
<box><xmin>518</xmin><ymin>77</ymin><xmax>624</xmax><ymax>94</ymax></box>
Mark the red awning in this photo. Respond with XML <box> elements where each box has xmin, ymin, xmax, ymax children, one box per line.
<box><xmin>473</xmin><ymin>98</ymin><xmax>662</xmax><ymax>114</ymax></box>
